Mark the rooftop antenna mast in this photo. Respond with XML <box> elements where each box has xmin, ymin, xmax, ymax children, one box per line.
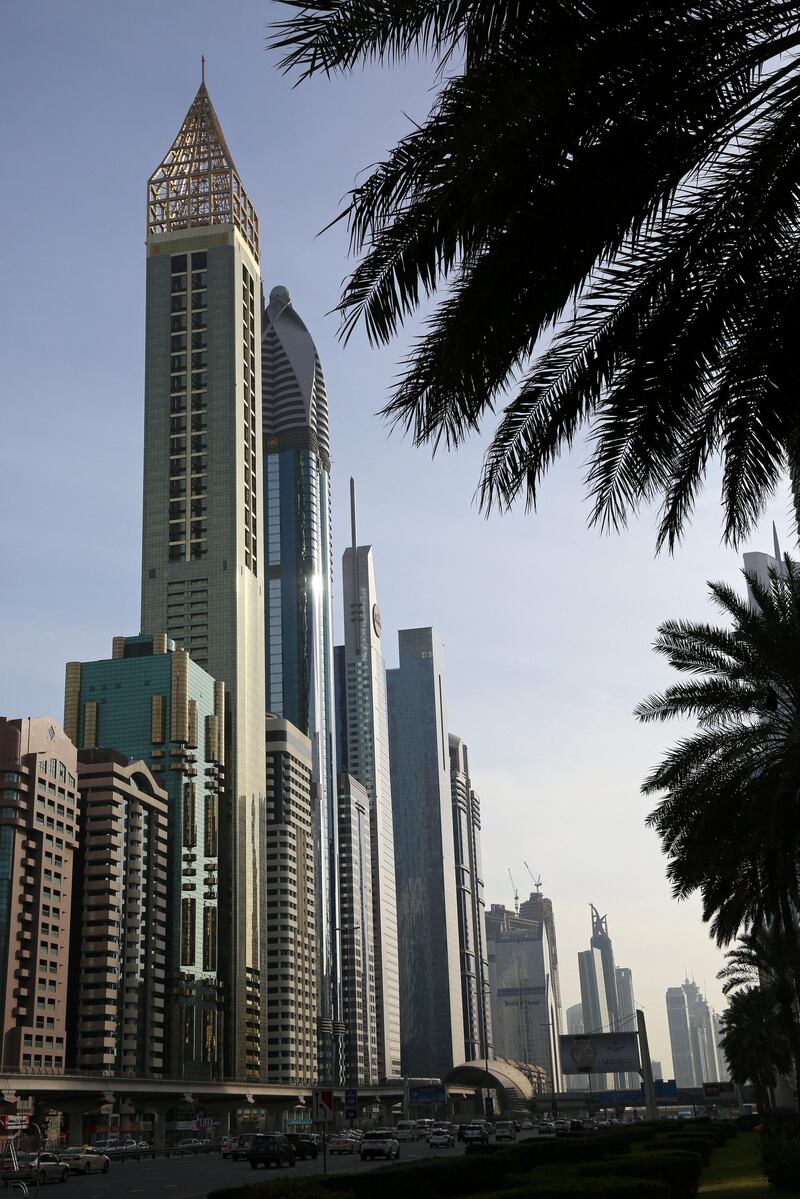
<box><xmin>508</xmin><ymin>869</ymin><xmax>519</xmax><ymax>915</ymax></box>
<box><xmin>523</xmin><ymin>861</ymin><xmax>542</xmax><ymax>892</ymax></box>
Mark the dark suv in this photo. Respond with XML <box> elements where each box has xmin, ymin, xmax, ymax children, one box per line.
<box><xmin>246</xmin><ymin>1134</ymin><xmax>297</xmax><ymax>1169</ymax></box>
<box><xmin>287</xmin><ymin>1134</ymin><xmax>318</xmax><ymax>1160</ymax></box>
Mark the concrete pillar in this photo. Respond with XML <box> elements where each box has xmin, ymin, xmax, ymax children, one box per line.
<box><xmin>149</xmin><ymin>1103</ymin><xmax>172</xmax><ymax>1149</ymax></box>
<box><xmin>68</xmin><ymin>1111</ymin><xmax>84</xmax><ymax>1145</ymax></box>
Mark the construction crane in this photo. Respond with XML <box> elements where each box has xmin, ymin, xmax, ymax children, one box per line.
<box><xmin>508</xmin><ymin>868</ymin><xmax>519</xmax><ymax>914</ymax></box>
<box><xmin>523</xmin><ymin>861</ymin><xmax>542</xmax><ymax>892</ymax></box>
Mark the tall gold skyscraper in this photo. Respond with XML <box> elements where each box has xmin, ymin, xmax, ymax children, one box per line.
<box><xmin>140</xmin><ymin>75</ymin><xmax>266</xmax><ymax>1078</ymax></box>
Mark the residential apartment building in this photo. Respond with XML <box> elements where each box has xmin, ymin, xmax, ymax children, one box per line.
<box><xmin>337</xmin><ymin>772</ymin><xmax>378</xmax><ymax>1085</ymax></box>
<box><xmin>264</xmin><ymin>716</ymin><xmax>317</xmax><ymax>1085</ymax></box>
<box><xmin>64</xmin><ymin>633</ymin><xmax>224</xmax><ymax>1078</ymax></box>
<box><xmin>449</xmin><ymin>735</ymin><xmax>492</xmax><ymax>1063</ymax></box>
<box><xmin>68</xmin><ymin>750</ymin><xmax>168</xmax><ymax>1075</ymax></box>
<box><xmin>0</xmin><ymin>717</ymin><xmax>78</xmax><ymax>1072</ymax></box>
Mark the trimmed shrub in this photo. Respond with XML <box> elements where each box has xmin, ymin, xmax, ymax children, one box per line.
<box><xmin>736</xmin><ymin>1114</ymin><xmax>759</xmax><ymax>1131</ymax></box>
<box><xmin>476</xmin><ymin>1179</ymin><xmax>667</xmax><ymax>1198</ymax></box>
<box><xmin>641</xmin><ymin>1136</ymin><xmax>713</xmax><ymax>1166</ymax></box>
<box><xmin>761</xmin><ymin>1124</ymin><xmax>800</xmax><ymax>1190</ymax></box>
<box><xmin>579</xmin><ymin>1150</ymin><xmax>703</xmax><ymax>1199</ymax></box>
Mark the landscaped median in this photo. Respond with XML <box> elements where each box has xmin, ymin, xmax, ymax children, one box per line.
<box><xmin>207</xmin><ymin>1119</ymin><xmax>745</xmax><ymax>1199</ymax></box>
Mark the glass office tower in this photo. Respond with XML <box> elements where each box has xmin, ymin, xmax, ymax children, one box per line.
<box><xmin>387</xmin><ymin>628</ymin><xmax>465</xmax><ymax>1079</ymax></box>
<box><xmin>261</xmin><ymin>285</ymin><xmax>342</xmax><ymax>1078</ymax></box>
<box><xmin>139</xmin><ymin>77</ymin><xmax>267</xmax><ymax>1078</ymax></box>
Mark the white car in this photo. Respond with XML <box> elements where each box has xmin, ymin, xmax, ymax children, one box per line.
<box><xmin>360</xmin><ymin>1130</ymin><xmax>400</xmax><ymax>1161</ymax></box>
<box><xmin>59</xmin><ymin>1148</ymin><xmax>111</xmax><ymax>1175</ymax></box>
<box><xmin>327</xmin><ymin>1134</ymin><xmax>358</xmax><ymax>1154</ymax></box>
<box><xmin>494</xmin><ymin>1121</ymin><xmax>517</xmax><ymax>1142</ymax></box>
<box><xmin>428</xmin><ymin>1127</ymin><xmax>454</xmax><ymax>1148</ymax></box>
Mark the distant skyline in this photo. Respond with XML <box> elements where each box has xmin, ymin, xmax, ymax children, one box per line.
<box><xmin>0</xmin><ymin>0</ymin><xmax>791</xmax><ymax>1074</ymax></box>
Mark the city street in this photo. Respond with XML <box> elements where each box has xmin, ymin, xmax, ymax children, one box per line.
<box><xmin>25</xmin><ymin>1141</ymin><xmax>478</xmax><ymax>1199</ymax></box>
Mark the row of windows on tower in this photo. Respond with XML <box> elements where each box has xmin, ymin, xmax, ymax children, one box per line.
<box><xmin>169</xmin><ymin>252</ymin><xmax>209</xmax><ymax>561</ymax></box>
<box><xmin>242</xmin><ymin>264</ymin><xmax>258</xmax><ymax>576</ymax></box>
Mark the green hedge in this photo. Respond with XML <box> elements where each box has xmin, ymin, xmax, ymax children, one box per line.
<box><xmin>474</xmin><ymin>1179</ymin><xmax>667</xmax><ymax>1198</ymax></box>
<box><xmin>209</xmin><ymin>1153</ymin><xmax>516</xmax><ymax>1199</ymax></box>
<box><xmin>579</xmin><ymin>1151</ymin><xmax>703</xmax><ymax>1199</ymax></box>
<box><xmin>761</xmin><ymin>1127</ymin><xmax>800</xmax><ymax>1190</ymax></box>
<box><xmin>641</xmin><ymin>1136</ymin><xmax>713</xmax><ymax>1166</ymax></box>
<box><xmin>466</xmin><ymin>1135</ymin><xmax>633</xmax><ymax>1169</ymax></box>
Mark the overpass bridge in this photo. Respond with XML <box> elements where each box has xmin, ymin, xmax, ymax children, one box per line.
<box><xmin>0</xmin><ymin>1074</ymin><xmax>479</xmax><ymax>1144</ymax></box>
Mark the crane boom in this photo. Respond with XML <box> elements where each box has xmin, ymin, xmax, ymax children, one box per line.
<box><xmin>508</xmin><ymin>868</ymin><xmax>519</xmax><ymax>914</ymax></box>
<box><xmin>523</xmin><ymin>861</ymin><xmax>543</xmax><ymax>892</ymax></box>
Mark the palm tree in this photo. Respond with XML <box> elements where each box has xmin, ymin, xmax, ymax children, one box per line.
<box><xmin>719</xmin><ymin>987</ymin><xmax>793</xmax><ymax>1113</ymax></box>
<box><xmin>270</xmin><ymin>2</ymin><xmax>800</xmax><ymax>547</ymax></box>
<box><xmin>719</xmin><ymin>926</ymin><xmax>800</xmax><ymax>1090</ymax></box>
<box><xmin>635</xmin><ymin>558</ymin><xmax>800</xmax><ymax>944</ymax></box>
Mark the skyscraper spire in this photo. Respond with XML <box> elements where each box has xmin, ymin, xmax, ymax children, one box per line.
<box><xmin>147</xmin><ymin>78</ymin><xmax>258</xmax><ymax>257</ymax></box>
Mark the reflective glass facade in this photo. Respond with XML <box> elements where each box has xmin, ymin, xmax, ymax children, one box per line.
<box><xmin>387</xmin><ymin>628</ymin><xmax>464</xmax><ymax>1078</ymax></box>
<box><xmin>262</xmin><ymin>289</ymin><xmax>341</xmax><ymax>1078</ymax></box>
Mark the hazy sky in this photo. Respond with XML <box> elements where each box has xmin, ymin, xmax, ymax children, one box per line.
<box><xmin>1</xmin><ymin>1</ymin><xmax>790</xmax><ymax>1075</ymax></box>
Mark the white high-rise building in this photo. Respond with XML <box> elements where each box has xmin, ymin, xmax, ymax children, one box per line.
<box><xmin>450</xmin><ymin>736</ymin><xmax>492</xmax><ymax>1064</ymax></box>
<box><xmin>565</xmin><ymin>1003</ymin><xmax>588</xmax><ymax>1091</ymax></box>
<box><xmin>615</xmin><ymin>966</ymin><xmax>639</xmax><ymax>1088</ymax></box>
<box><xmin>578</xmin><ymin>947</ymin><xmax>610</xmax><ymax>1090</ymax></box>
<box><xmin>666</xmin><ymin>986</ymin><xmax>695</xmax><ymax>1086</ymax></box>
<box><xmin>334</xmin><ymin>484</ymin><xmax>402</xmax><ymax>1081</ymax></box>
<box><xmin>666</xmin><ymin>980</ymin><xmax>720</xmax><ymax>1086</ymax></box>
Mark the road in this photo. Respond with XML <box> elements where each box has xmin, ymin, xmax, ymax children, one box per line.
<box><xmin>17</xmin><ymin>1140</ymin><xmax>491</xmax><ymax>1199</ymax></box>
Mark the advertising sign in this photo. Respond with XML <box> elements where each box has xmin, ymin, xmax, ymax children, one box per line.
<box><xmin>559</xmin><ymin>1033</ymin><xmax>640</xmax><ymax>1075</ymax></box>
<box><xmin>408</xmin><ymin>1085</ymin><xmax>447</xmax><ymax>1104</ymax></box>
<box><xmin>0</xmin><ymin>1116</ymin><xmax>28</xmax><ymax>1132</ymax></box>
<box><xmin>344</xmin><ymin>1088</ymin><xmax>358</xmax><ymax>1119</ymax></box>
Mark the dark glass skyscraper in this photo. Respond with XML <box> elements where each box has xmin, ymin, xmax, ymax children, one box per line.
<box><xmin>261</xmin><ymin>286</ymin><xmax>341</xmax><ymax>1078</ymax></box>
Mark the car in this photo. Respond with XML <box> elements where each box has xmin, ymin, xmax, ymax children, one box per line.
<box><xmin>3</xmin><ymin>1153</ymin><xmax>70</xmax><ymax>1185</ymax></box>
<box><xmin>228</xmin><ymin>1134</ymin><xmax>257</xmax><ymax>1161</ymax></box>
<box><xmin>538</xmin><ymin>1121</ymin><xmax>555</xmax><ymax>1134</ymax></box>
<box><xmin>360</xmin><ymin>1130</ymin><xmax>399</xmax><ymax>1161</ymax></box>
<box><xmin>428</xmin><ymin>1126</ymin><xmax>454</xmax><ymax>1148</ymax></box>
<box><xmin>287</xmin><ymin>1134</ymin><xmax>318</xmax><ymax>1160</ymax></box>
<box><xmin>177</xmin><ymin>1138</ymin><xmax>205</xmax><ymax>1152</ymax></box>
<box><xmin>327</xmin><ymin>1133</ymin><xmax>358</xmax><ymax>1154</ymax></box>
<box><xmin>494</xmin><ymin>1121</ymin><xmax>517</xmax><ymax>1142</ymax></box>
<box><xmin>520</xmin><ymin>1120</ymin><xmax>533</xmax><ymax>1130</ymax></box>
<box><xmin>394</xmin><ymin>1121</ymin><xmax>418</xmax><ymax>1142</ymax></box>
<box><xmin>463</xmin><ymin>1123</ymin><xmax>489</xmax><ymax>1145</ymax></box>
<box><xmin>246</xmin><ymin>1134</ymin><xmax>296</xmax><ymax>1170</ymax></box>
<box><xmin>58</xmin><ymin>1148</ymin><xmax>111</xmax><ymax>1175</ymax></box>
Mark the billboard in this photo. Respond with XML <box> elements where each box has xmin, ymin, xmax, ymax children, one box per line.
<box><xmin>409</xmin><ymin>1084</ymin><xmax>446</xmax><ymax>1104</ymax></box>
<box><xmin>559</xmin><ymin>1032</ymin><xmax>640</xmax><ymax>1075</ymax></box>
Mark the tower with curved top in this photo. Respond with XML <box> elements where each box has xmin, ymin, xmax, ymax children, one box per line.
<box><xmin>262</xmin><ymin>286</ymin><xmax>341</xmax><ymax>1079</ymax></box>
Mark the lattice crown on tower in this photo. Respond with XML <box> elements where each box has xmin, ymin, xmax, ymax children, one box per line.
<box><xmin>147</xmin><ymin>81</ymin><xmax>259</xmax><ymax>259</ymax></box>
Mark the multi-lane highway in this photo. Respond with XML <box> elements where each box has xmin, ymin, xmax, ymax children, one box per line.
<box><xmin>20</xmin><ymin>1139</ymin><xmax>484</xmax><ymax>1199</ymax></box>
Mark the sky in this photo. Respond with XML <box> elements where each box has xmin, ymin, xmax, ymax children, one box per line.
<box><xmin>0</xmin><ymin>0</ymin><xmax>791</xmax><ymax>1076</ymax></box>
